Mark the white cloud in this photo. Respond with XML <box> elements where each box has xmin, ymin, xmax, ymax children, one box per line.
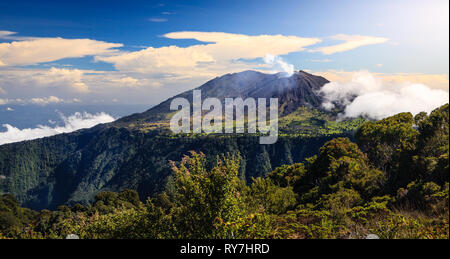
<box><xmin>0</xmin><ymin>67</ymin><xmax>177</xmax><ymax>105</ymax></box>
<box><xmin>0</xmin><ymin>96</ymin><xmax>82</xmax><ymax>106</ymax></box>
<box><xmin>319</xmin><ymin>71</ymin><xmax>449</xmax><ymax>120</ymax></box>
<box><xmin>0</xmin><ymin>31</ymin><xmax>16</xmax><ymax>38</ymax></box>
<box><xmin>96</xmin><ymin>31</ymin><xmax>321</xmax><ymax>78</ymax></box>
<box><xmin>30</xmin><ymin>96</ymin><xmax>63</xmax><ymax>105</ymax></box>
<box><xmin>0</xmin><ymin>33</ymin><xmax>122</xmax><ymax>66</ymax></box>
<box><xmin>164</xmin><ymin>31</ymin><xmax>321</xmax><ymax>60</ymax></box>
<box><xmin>38</xmin><ymin>67</ymin><xmax>89</xmax><ymax>92</ymax></box>
<box><xmin>110</xmin><ymin>76</ymin><xmax>140</xmax><ymax>87</ymax></box>
<box><xmin>312</xmin><ymin>34</ymin><xmax>388</xmax><ymax>55</ymax></box>
<box><xmin>149</xmin><ymin>18</ymin><xmax>168</xmax><ymax>22</ymax></box>
<box><xmin>0</xmin><ymin>67</ymin><xmax>90</xmax><ymax>94</ymax></box>
<box><xmin>313</xmin><ymin>70</ymin><xmax>450</xmax><ymax>91</ymax></box>
<box><xmin>0</xmin><ymin>30</ymin><xmax>37</xmax><ymax>41</ymax></box>
<box><xmin>0</xmin><ymin>111</ymin><xmax>115</xmax><ymax>145</ymax></box>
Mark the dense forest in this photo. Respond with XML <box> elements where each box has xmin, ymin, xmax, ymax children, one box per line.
<box><xmin>0</xmin><ymin>108</ymin><xmax>362</xmax><ymax>210</ymax></box>
<box><xmin>0</xmin><ymin>104</ymin><xmax>448</xmax><ymax>239</ymax></box>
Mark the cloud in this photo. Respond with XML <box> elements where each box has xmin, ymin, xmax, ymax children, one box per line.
<box><xmin>0</xmin><ymin>98</ymin><xmax>26</xmax><ymax>105</ymax></box>
<box><xmin>0</xmin><ymin>96</ymin><xmax>82</xmax><ymax>106</ymax></box>
<box><xmin>149</xmin><ymin>18</ymin><xmax>168</xmax><ymax>22</ymax></box>
<box><xmin>263</xmin><ymin>54</ymin><xmax>294</xmax><ymax>77</ymax></box>
<box><xmin>319</xmin><ymin>71</ymin><xmax>449</xmax><ymax>120</ymax></box>
<box><xmin>0</xmin><ymin>31</ymin><xmax>14</xmax><ymax>36</ymax></box>
<box><xmin>96</xmin><ymin>31</ymin><xmax>321</xmax><ymax>78</ymax></box>
<box><xmin>38</xmin><ymin>67</ymin><xmax>89</xmax><ymax>92</ymax></box>
<box><xmin>30</xmin><ymin>96</ymin><xmax>63</xmax><ymax>105</ymax></box>
<box><xmin>377</xmin><ymin>73</ymin><xmax>449</xmax><ymax>91</ymax></box>
<box><xmin>164</xmin><ymin>31</ymin><xmax>321</xmax><ymax>60</ymax></box>
<box><xmin>0</xmin><ymin>67</ymin><xmax>177</xmax><ymax>105</ymax></box>
<box><xmin>0</xmin><ymin>111</ymin><xmax>115</xmax><ymax>145</ymax></box>
<box><xmin>312</xmin><ymin>34</ymin><xmax>388</xmax><ymax>55</ymax></box>
<box><xmin>0</xmin><ymin>30</ymin><xmax>38</xmax><ymax>41</ymax></box>
<box><xmin>0</xmin><ymin>33</ymin><xmax>122</xmax><ymax>66</ymax></box>
<box><xmin>313</xmin><ymin>70</ymin><xmax>449</xmax><ymax>91</ymax></box>
<box><xmin>0</xmin><ymin>67</ymin><xmax>90</xmax><ymax>94</ymax></box>
<box><xmin>0</xmin><ymin>31</ymin><xmax>17</xmax><ymax>39</ymax></box>
<box><xmin>111</xmin><ymin>76</ymin><xmax>139</xmax><ymax>87</ymax></box>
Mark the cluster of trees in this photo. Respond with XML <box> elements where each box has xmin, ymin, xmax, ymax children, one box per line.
<box><xmin>0</xmin><ymin>104</ymin><xmax>448</xmax><ymax>239</ymax></box>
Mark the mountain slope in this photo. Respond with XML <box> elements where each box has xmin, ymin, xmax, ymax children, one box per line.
<box><xmin>114</xmin><ymin>70</ymin><xmax>329</xmax><ymax>126</ymax></box>
<box><xmin>0</xmin><ymin>70</ymin><xmax>364</xmax><ymax>210</ymax></box>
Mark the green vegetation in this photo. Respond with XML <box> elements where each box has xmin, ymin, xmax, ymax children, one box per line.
<box><xmin>0</xmin><ymin>106</ymin><xmax>356</xmax><ymax>210</ymax></box>
<box><xmin>0</xmin><ymin>104</ymin><xmax>448</xmax><ymax>239</ymax></box>
<box><xmin>278</xmin><ymin>106</ymin><xmax>367</xmax><ymax>136</ymax></box>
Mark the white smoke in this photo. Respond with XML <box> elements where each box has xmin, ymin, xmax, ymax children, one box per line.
<box><xmin>319</xmin><ymin>71</ymin><xmax>449</xmax><ymax>120</ymax></box>
<box><xmin>0</xmin><ymin>111</ymin><xmax>115</xmax><ymax>145</ymax></box>
<box><xmin>263</xmin><ymin>54</ymin><xmax>294</xmax><ymax>77</ymax></box>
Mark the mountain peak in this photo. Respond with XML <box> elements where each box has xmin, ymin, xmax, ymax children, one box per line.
<box><xmin>115</xmin><ymin>70</ymin><xmax>329</xmax><ymax>126</ymax></box>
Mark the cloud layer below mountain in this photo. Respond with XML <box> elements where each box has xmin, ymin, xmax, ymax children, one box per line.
<box><xmin>0</xmin><ymin>111</ymin><xmax>115</xmax><ymax>145</ymax></box>
<box><xmin>319</xmin><ymin>71</ymin><xmax>449</xmax><ymax>120</ymax></box>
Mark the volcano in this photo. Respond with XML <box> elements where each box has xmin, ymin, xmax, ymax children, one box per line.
<box><xmin>0</xmin><ymin>70</ymin><xmax>362</xmax><ymax>210</ymax></box>
<box><xmin>114</xmin><ymin>70</ymin><xmax>329</xmax><ymax>127</ymax></box>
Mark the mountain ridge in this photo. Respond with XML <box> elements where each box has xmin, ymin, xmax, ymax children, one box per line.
<box><xmin>114</xmin><ymin>70</ymin><xmax>329</xmax><ymax>127</ymax></box>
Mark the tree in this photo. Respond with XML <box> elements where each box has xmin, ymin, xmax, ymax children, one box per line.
<box><xmin>169</xmin><ymin>151</ymin><xmax>244</xmax><ymax>238</ymax></box>
<box><xmin>268</xmin><ymin>163</ymin><xmax>307</xmax><ymax>188</ymax></box>
<box><xmin>355</xmin><ymin>112</ymin><xmax>418</xmax><ymax>189</ymax></box>
<box><xmin>302</xmin><ymin>138</ymin><xmax>385</xmax><ymax>203</ymax></box>
<box><xmin>244</xmin><ymin>177</ymin><xmax>296</xmax><ymax>214</ymax></box>
<box><xmin>413</xmin><ymin>104</ymin><xmax>449</xmax><ymax>184</ymax></box>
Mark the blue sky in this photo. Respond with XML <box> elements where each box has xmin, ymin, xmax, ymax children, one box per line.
<box><xmin>0</xmin><ymin>0</ymin><xmax>448</xmax><ymax>106</ymax></box>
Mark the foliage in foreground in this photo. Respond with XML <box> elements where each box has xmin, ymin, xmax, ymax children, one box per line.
<box><xmin>0</xmin><ymin>104</ymin><xmax>448</xmax><ymax>239</ymax></box>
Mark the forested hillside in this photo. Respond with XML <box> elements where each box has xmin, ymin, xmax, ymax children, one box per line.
<box><xmin>0</xmin><ymin>124</ymin><xmax>357</xmax><ymax>210</ymax></box>
<box><xmin>0</xmin><ymin>71</ymin><xmax>361</xmax><ymax>210</ymax></box>
<box><xmin>1</xmin><ymin>104</ymin><xmax>448</xmax><ymax>239</ymax></box>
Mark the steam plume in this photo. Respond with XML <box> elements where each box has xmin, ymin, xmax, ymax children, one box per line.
<box><xmin>263</xmin><ymin>54</ymin><xmax>294</xmax><ymax>77</ymax></box>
